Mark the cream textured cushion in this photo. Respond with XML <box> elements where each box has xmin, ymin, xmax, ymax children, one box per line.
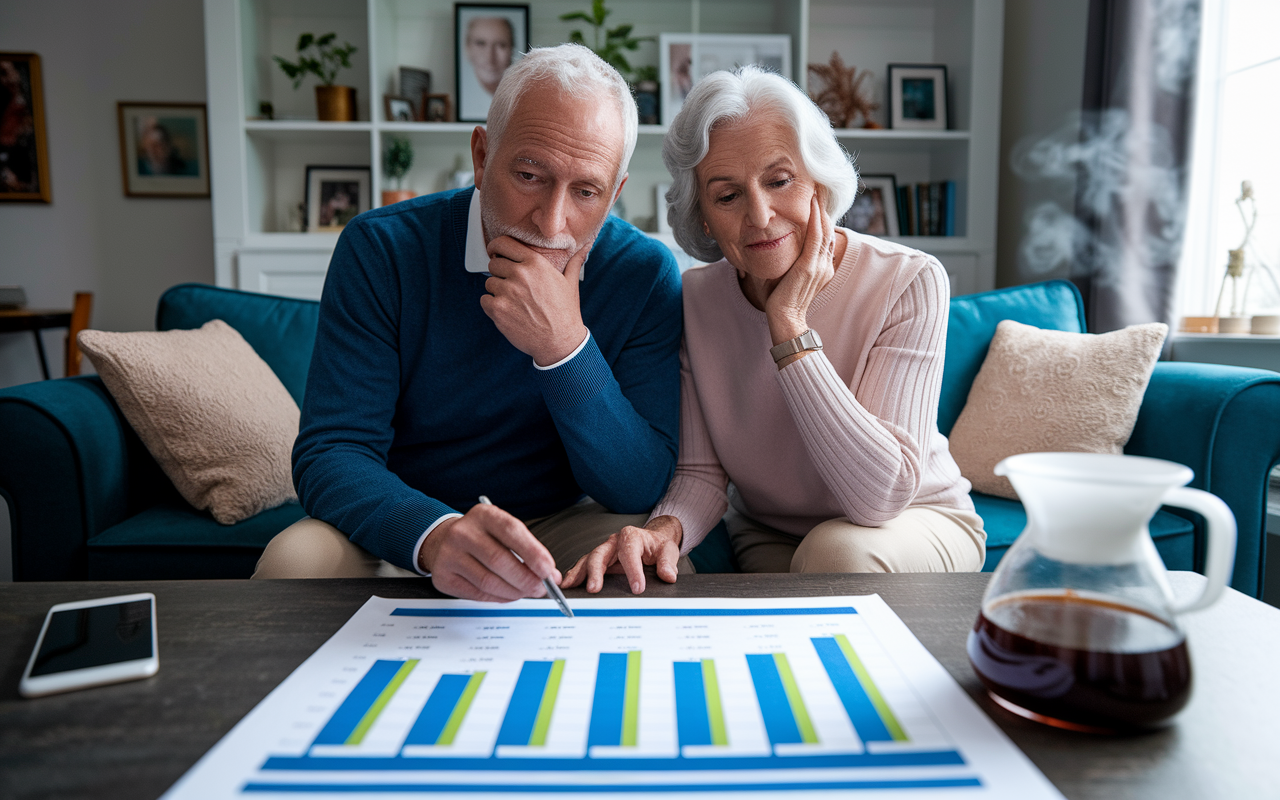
<box><xmin>78</xmin><ymin>320</ymin><xmax>299</xmax><ymax>524</ymax></box>
<box><xmin>948</xmin><ymin>320</ymin><xmax>1168</xmax><ymax>500</ymax></box>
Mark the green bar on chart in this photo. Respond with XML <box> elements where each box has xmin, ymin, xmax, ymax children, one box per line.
<box><xmin>528</xmin><ymin>659</ymin><xmax>565</xmax><ymax>746</ymax></box>
<box><xmin>621</xmin><ymin>651</ymin><xmax>641</xmax><ymax>746</ymax></box>
<box><xmin>772</xmin><ymin>652</ymin><xmax>818</xmax><ymax>744</ymax></box>
<box><xmin>436</xmin><ymin>671</ymin><xmax>486</xmax><ymax>745</ymax></box>
<box><xmin>345</xmin><ymin>659</ymin><xmax>418</xmax><ymax>745</ymax></box>
<box><xmin>701</xmin><ymin>659</ymin><xmax>728</xmax><ymax>746</ymax></box>
<box><xmin>836</xmin><ymin>634</ymin><xmax>907</xmax><ymax>741</ymax></box>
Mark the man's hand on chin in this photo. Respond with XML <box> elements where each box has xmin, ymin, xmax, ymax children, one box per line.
<box><xmin>480</xmin><ymin>235</ymin><xmax>593</xmax><ymax>366</ymax></box>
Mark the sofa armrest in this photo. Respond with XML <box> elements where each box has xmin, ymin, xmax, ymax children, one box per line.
<box><xmin>1127</xmin><ymin>361</ymin><xmax>1280</xmax><ymax>597</ymax></box>
<box><xmin>0</xmin><ymin>376</ymin><xmax>137</xmax><ymax>580</ymax></box>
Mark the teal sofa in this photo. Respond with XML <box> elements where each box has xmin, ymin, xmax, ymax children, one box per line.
<box><xmin>2</xmin><ymin>280</ymin><xmax>1277</xmax><ymax>597</ymax></box>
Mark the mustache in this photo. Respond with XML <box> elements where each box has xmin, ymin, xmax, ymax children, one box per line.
<box><xmin>481</xmin><ymin>205</ymin><xmax>578</xmax><ymax>252</ymax></box>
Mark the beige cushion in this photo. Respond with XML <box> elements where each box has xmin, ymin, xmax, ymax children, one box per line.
<box><xmin>78</xmin><ymin>320</ymin><xmax>299</xmax><ymax>524</ymax></box>
<box><xmin>948</xmin><ymin>320</ymin><xmax>1168</xmax><ymax>500</ymax></box>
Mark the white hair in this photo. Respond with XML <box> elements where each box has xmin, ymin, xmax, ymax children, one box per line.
<box><xmin>662</xmin><ymin>66</ymin><xmax>859</xmax><ymax>263</ymax></box>
<box><xmin>485</xmin><ymin>43</ymin><xmax>637</xmax><ymax>189</ymax></box>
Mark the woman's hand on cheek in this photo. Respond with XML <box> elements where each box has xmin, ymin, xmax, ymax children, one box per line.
<box><xmin>765</xmin><ymin>191</ymin><xmax>835</xmax><ymax>345</ymax></box>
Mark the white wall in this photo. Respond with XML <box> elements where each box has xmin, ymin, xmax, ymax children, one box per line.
<box><xmin>0</xmin><ymin>0</ymin><xmax>215</xmax><ymax>390</ymax></box>
<box><xmin>995</xmin><ymin>0</ymin><xmax>1091</xmax><ymax>288</ymax></box>
<box><xmin>1</xmin><ymin>0</ymin><xmax>215</xmax><ymax>581</ymax></box>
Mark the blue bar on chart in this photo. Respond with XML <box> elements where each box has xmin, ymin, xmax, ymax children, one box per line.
<box><xmin>673</xmin><ymin>661</ymin><xmax>711</xmax><ymax>747</ymax></box>
<box><xmin>586</xmin><ymin>652</ymin><xmax>640</xmax><ymax>748</ymax></box>
<box><xmin>404</xmin><ymin>674</ymin><xmax>475</xmax><ymax>747</ymax></box>
<box><xmin>812</xmin><ymin>635</ymin><xmax>907</xmax><ymax>742</ymax></box>
<box><xmin>494</xmin><ymin>660</ymin><xmax>565</xmax><ymax>747</ymax></box>
<box><xmin>311</xmin><ymin>660</ymin><xmax>405</xmax><ymax>747</ymax></box>
<box><xmin>746</xmin><ymin>653</ymin><xmax>818</xmax><ymax>746</ymax></box>
<box><xmin>812</xmin><ymin>637</ymin><xmax>890</xmax><ymax>742</ymax></box>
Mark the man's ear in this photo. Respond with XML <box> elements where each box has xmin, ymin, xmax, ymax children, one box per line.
<box><xmin>612</xmin><ymin>173</ymin><xmax>628</xmax><ymax>205</ymax></box>
<box><xmin>470</xmin><ymin>126</ymin><xmax>488</xmax><ymax>190</ymax></box>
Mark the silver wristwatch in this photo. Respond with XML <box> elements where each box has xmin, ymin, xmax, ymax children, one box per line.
<box><xmin>769</xmin><ymin>329</ymin><xmax>823</xmax><ymax>363</ymax></box>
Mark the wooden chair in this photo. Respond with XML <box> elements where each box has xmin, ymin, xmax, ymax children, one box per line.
<box><xmin>64</xmin><ymin>292</ymin><xmax>92</xmax><ymax>377</ymax></box>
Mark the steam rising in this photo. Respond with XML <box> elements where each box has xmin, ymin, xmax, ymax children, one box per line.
<box><xmin>1011</xmin><ymin>0</ymin><xmax>1199</xmax><ymax>328</ymax></box>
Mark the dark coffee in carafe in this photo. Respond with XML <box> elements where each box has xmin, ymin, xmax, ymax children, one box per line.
<box><xmin>967</xmin><ymin>591</ymin><xmax>1191</xmax><ymax>731</ymax></box>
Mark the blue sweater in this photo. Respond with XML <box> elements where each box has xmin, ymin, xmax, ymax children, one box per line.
<box><xmin>293</xmin><ymin>187</ymin><xmax>682</xmax><ymax>571</ymax></box>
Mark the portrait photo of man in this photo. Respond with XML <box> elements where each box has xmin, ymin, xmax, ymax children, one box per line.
<box><xmin>455</xmin><ymin>5</ymin><xmax>528</xmax><ymax>123</ymax></box>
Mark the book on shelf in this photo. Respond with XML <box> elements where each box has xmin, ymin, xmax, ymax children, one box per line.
<box><xmin>894</xmin><ymin>181</ymin><xmax>956</xmax><ymax>236</ymax></box>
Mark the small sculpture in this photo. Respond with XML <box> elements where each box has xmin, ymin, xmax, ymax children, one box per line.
<box><xmin>807</xmin><ymin>51</ymin><xmax>880</xmax><ymax>129</ymax></box>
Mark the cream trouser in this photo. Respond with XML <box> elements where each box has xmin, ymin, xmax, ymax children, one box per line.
<box><xmin>252</xmin><ymin>499</ymin><xmax>693</xmax><ymax>579</ymax></box>
<box><xmin>727</xmin><ymin>504</ymin><xmax>986</xmax><ymax>574</ymax></box>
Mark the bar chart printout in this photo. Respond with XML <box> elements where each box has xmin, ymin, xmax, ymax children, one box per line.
<box><xmin>160</xmin><ymin>596</ymin><xmax>1066</xmax><ymax>799</ymax></box>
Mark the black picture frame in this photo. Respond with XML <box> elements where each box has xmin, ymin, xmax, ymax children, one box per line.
<box><xmin>305</xmin><ymin>165</ymin><xmax>371</xmax><ymax>233</ymax></box>
<box><xmin>0</xmin><ymin>52</ymin><xmax>51</xmax><ymax>203</ymax></box>
<box><xmin>455</xmin><ymin>3</ymin><xmax>529</xmax><ymax>123</ymax></box>
<box><xmin>887</xmin><ymin>64</ymin><xmax>948</xmax><ymax>131</ymax></box>
<box><xmin>398</xmin><ymin>66</ymin><xmax>432</xmax><ymax>120</ymax></box>
<box><xmin>842</xmin><ymin>174</ymin><xmax>900</xmax><ymax>237</ymax></box>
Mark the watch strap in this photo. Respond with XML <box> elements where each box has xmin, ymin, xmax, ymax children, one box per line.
<box><xmin>769</xmin><ymin>329</ymin><xmax>823</xmax><ymax>363</ymax></box>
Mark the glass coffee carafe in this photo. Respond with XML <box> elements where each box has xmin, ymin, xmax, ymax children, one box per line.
<box><xmin>968</xmin><ymin>452</ymin><xmax>1237</xmax><ymax>733</ymax></box>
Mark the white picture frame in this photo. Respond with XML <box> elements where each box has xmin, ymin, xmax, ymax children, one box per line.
<box><xmin>305</xmin><ymin>165</ymin><xmax>371</xmax><ymax>233</ymax></box>
<box><xmin>887</xmin><ymin>63</ymin><xmax>948</xmax><ymax>131</ymax></box>
<box><xmin>843</xmin><ymin>174</ymin><xmax>900</xmax><ymax>237</ymax></box>
<box><xmin>659</xmin><ymin>34</ymin><xmax>791</xmax><ymax>125</ymax></box>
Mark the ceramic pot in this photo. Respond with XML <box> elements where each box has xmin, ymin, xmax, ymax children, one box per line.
<box><xmin>316</xmin><ymin>85</ymin><xmax>357</xmax><ymax>122</ymax></box>
<box><xmin>380</xmin><ymin>189</ymin><xmax>415</xmax><ymax>207</ymax></box>
<box><xmin>1217</xmin><ymin>315</ymin><xmax>1250</xmax><ymax>334</ymax></box>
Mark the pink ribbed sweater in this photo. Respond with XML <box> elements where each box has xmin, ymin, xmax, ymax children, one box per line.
<box><xmin>651</xmin><ymin>230</ymin><xmax>975</xmax><ymax>555</ymax></box>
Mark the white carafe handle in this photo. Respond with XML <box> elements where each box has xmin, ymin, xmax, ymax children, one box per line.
<box><xmin>1162</xmin><ymin>486</ymin><xmax>1237</xmax><ymax>613</ymax></box>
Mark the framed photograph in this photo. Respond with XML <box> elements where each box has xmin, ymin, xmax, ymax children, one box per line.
<box><xmin>887</xmin><ymin>64</ymin><xmax>948</xmax><ymax>131</ymax></box>
<box><xmin>116</xmin><ymin>102</ymin><xmax>209</xmax><ymax>198</ymax></box>
<box><xmin>842</xmin><ymin>174</ymin><xmax>900</xmax><ymax>237</ymax></box>
<box><xmin>424</xmin><ymin>93</ymin><xmax>453</xmax><ymax>123</ymax></box>
<box><xmin>455</xmin><ymin>3</ymin><xmax>529</xmax><ymax>123</ymax></box>
<box><xmin>659</xmin><ymin>34</ymin><xmax>791</xmax><ymax>125</ymax></box>
<box><xmin>384</xmin><ymin>95</ymin><xmax>415</xmax><ymax>122</ymax></box>
<box><xmin>398</xmin><ymin>66</ymin><xmax>432</xmax><ymax>119</ymax></box>
<box><xmin>0</xmin><ymin>53</ymin><xmax>52</xmax><ymax>203</ymax></box>
<box><xmin>305</xmin><ymin>165</ymin><xmax>371</xmax><ymax>233</ymax></box>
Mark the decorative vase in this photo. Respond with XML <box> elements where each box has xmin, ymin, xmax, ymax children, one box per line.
<box><xmin>316</xmin><ymin>85</ymin><xmax>357</xmax><ymax>121</ymax></box>
<box><xmin>380</xmin><ymin>189</ymin><xmax>415</xmax><ymax>207</ymax></box>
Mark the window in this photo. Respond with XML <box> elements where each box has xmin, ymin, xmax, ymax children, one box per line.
<box><xmin>1177</xmin><ymin>0</ymin><xmax>1280</xmax><ymax>322</ymax></box>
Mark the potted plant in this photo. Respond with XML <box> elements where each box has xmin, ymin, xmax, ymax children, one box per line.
<box><xmin>632</xmin><ymin>64</ymin><xmax>659</xmax><ymax>125</ymax></box>
<box><xmin>560</xmin><ymin>0</ymin><xmax>653</xmax><ymax>82</ymax></box>
<box><xmin>274</xmin><ymin>33</ymin><xmax>360</xmax><ymax>122</ymax></box>
<box><xmin>381</xmin><ymin>137</ymin><xmax>415</xmax><ymax>206</ymax></box>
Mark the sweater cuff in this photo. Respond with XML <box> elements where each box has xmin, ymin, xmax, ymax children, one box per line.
<box><xmin>380</xmin><ymin>495</ymin><xmax>462</xmax><ymax>572</ymax></box>
<box><xmin>533</xmin><ymin>333</ymin><xmax>614</xmax><ymax>411</ymax></box>
<box><xmin>410</xmin><ymin>513</ymin><xmax>464</xmax><ymax>576</ymax></box>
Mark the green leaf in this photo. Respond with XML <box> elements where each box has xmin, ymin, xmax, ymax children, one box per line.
<box><xmin>316</xmin><ymin>32</ymin><xmax>336</xmax><ymax>47</ymax></box>
<box><xmin>609</xmin><ymin>23</ymin><xmax>633</xmax><ymax>38</ymax></box>
<box><xmin>568</xmin><ymin>30</ymin><xmax>586</xmax><ymax>45</ymax></box>
<box><xmin>559</xmin><ymin>11</ymin><xmax>593</xmax><ymax>22</ymax></box>
<box><xmin>592</xmin><ymin>0</ymin><xmax>609</xmax><ymax>23</ymax></box>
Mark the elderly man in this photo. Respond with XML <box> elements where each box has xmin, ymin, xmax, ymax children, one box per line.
<box><xmin>466</xmin><ymin>16</ymin><xmax>514</xmax><ymax>96</ymax></box>
<box><xmin>253</xmin><ymin>44</ymin><xmax>682</xmax><ymax>602</ymax></box>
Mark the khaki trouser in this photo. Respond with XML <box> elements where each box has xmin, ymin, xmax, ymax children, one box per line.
<box><xmin>252</xmin><ymin>499</ymin><xmax>692</xmax><ymax>579</ymax></box>
<box><xmin>727</xmin><ymin>504</ymin><xmax>986</xmax><ymax>574</ymax></box>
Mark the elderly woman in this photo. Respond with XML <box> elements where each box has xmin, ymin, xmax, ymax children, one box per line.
<box><xmin>564</xmin><ymin>66</ymin><xmax>985</xmax><ymax>594</ymax></box>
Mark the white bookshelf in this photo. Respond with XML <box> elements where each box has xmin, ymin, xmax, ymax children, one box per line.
<box><xmin>204</xmin><ymin>0</ymin><xmax>1004</xmax><ymax>300</ymax></box>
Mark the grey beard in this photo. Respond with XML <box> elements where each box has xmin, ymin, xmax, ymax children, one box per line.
<box><xmin>480</xmin><ymin>197</ymin><xmax>580</xmax><ymax>271</ymax></box>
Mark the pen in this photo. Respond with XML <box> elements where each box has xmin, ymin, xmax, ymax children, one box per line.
<box><xmin>478</xmin><ymin>496</ymin><xmax>574</xmax><ymax>618</ymax></box>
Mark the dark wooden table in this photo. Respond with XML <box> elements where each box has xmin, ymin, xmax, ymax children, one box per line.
<box><xmin>1</xmin><ymin>573</ymin><xmax>1277</xmax><ymax>799</ymax></box>
<box><xmin>0</xmin><ymin>307</ymin><xmax>72</xmax><ymax>380</ymax></box>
